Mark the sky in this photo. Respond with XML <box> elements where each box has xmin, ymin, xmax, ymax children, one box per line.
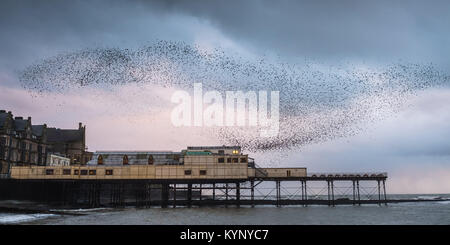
<box><xmin>1</xmin><ymin>0</ymin><xmax>450</xmax><ymax>193</ymax></box>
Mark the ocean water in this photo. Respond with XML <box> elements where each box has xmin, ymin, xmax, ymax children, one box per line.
<box><xmin>1</xmin><ymin>194</ymin><xmax>450</xmax><ymax>225</ymax></box>
<box><xmin>0</xmin><ymin>213</ymin><xmax>56</xmax><ymax>224</ymax></box>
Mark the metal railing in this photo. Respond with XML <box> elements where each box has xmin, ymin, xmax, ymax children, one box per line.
<box><xmin>308</xmin><ymin>172</ymin><xmax>388</xmax><ymax>178</ymax></box>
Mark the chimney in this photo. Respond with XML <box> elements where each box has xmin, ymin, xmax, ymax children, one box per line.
<box><xmin>79</xmin><ymin>122</ymin><xmax>82</xmax><ymax>129</ymax></box>
<box><xmin>14</xmin><ymin>116</ymin><xmax>23</xmax><ymax>120</ymax></box>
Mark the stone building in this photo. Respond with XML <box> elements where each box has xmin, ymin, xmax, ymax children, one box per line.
<box><xmin>0</xmin><ymin>110</ymin><xmax>92</xmax><ymax>176</ymax></box>
<box><xmin>46</xmin><ymin>123</ymin><xmax>92</xmax><ymax>165</ymax></box>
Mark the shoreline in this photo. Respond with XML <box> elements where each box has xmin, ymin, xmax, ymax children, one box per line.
<box><xmin>1</xmin><ymin>198</ymin><xmax>449</xmax><ymax>215</ymax></box>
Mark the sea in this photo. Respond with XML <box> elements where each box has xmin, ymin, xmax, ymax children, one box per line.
<box><xmin>1</xmin><ymin>194</ymin><xmax>449</xmax><ymax>225</ymax></box>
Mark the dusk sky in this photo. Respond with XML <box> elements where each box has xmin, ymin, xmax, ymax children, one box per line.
<box><xmin>1</xmin><ymin>0</ymin><xmax>450</xmax><ymax>193</ymax></box>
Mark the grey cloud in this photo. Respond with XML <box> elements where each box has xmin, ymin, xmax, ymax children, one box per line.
<box><xmin>2</xmin><ymin>0</ymin><xmax>450</xmax><ymax>72</ymax></box>
<box><xmin>154</xmin><ymin>0</ymin><xmax>450</xmax><ymax>66</ymax></box>
<box><xmin>0</xmin><ymin>0</ymin><xmax>196</xmax><ymax>85</ymax></box>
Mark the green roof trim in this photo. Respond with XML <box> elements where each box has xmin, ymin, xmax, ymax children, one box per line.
<box><xmin>185</xmin><ymin>151</ymin><xmax>212</xmax><ymax>155</ymax></box>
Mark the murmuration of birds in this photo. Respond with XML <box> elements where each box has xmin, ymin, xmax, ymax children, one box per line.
<box><xmin>19</xmin><ymin>40</ymin><xmax>450</xmax><ymax>152</ymax></box>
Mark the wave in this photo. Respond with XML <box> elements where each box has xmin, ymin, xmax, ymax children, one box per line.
<box><xmin>415</xmin><ymin>196</ymin><xmax>443</xmax><ymax>200</ymax></box>
<box><xmin>0</xmin><ymin>213</ymin><xmax>55</xmax><ymax>224</ymax></box>
<box><xmin>49</xmin><ymin>207</ymin><xmax>110</xmax><ymax>213</ymax></box>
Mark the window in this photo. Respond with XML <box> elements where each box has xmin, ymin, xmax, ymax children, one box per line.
<box><xmin>63</xmin><ymin>169</ymin><xmax>71</xmax><ymax>175</ymax></box>
<box><xmin>240</xmin><ymin>158</ymin><xmax>247</xmax><ymax>163</ymax></box>
<box><xmin>148</xmin><ymin>155</ymin><xmax>154</xmax><ymax>165</ymax></box>
<box><xmin>200</xmin><ymin>170</ymin><xmax>207</xmax><ymax>175</ymax></box>
<box><xmin>123</xmin><ymin>155</ymin><xmax>128</xmax><ymax>165</ymax></box>
<box><xmin>218</xmin><ymin>157</ymin><xmax>225</xmax><ymax>163</ymax></box>
<box><xmin>45</xmin><ymin>169</ymin><xmax>54</xmax><ymax>175</ymax></box>
<box><xmin>80</xmin><ymin>170</ymin><xmax>88</xmax><ymax>175</ymax></box>
<box><xmin>227</xmin><ymin>158</ymin><xmax>231</xmax><ymax>163</ymax></box>
<box><xmin>97</xmin><ymin>155</ymin><xmax>103</xmax><ymax>165</ymax></box>
<box><xmin>287</xmin><ymin>170</ymin><xmax>291</xmax><ymax>177</ymax></box>
<box><xmin>218</xmin><ymin>150</ymin><xmax>224</xmax><ymax>155</ymax></box>
<box><xmin>184</xmin><ymin>170</ymin><xmax>192</xmax><ymax>175</ymax></box>
<box><xmin>89</xmin><ymin>170</ymin><xmax>96</xmax><ymax>175</ymax></box>
<box><xmin>232</xmin><ymin>158</ymin><xmax>239</xmax><ymax>163</ymax></box>
<box><xmin>105</xmin><ymin>169</ymin><xmax>113</xmax><ymax>175</ymax></box>
<box><xmin>74</xmin><ymin>170</ymin><xmax>79</xmax><ymax>175</ymax></box>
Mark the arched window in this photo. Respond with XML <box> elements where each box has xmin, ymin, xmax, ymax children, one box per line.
<box><xmin>97</xmin><ymin>155</ymin><xmax>103</xmax><ymax>165</ymax></box>
<box><xmin>123</xmin><ymin>155</ymin><xmax>129</xmax><ymax>165</ymax></box>
<box><xmin>148</xmin><ymin>155</ymin><xmax>154</xmax><ymax>165</ymax></box>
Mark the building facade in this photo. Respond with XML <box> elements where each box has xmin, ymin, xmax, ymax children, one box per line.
<box><xmin>0</xmin><ymin>110</ymin><xmax>48</xmax><ymax>175</ymax></box>
<box><xmin>86</xmin><ymin>146</ymin><xmax>246</xmax><ymax>166</ymax></box>
<box><xmin>46</xmin><ymin>123</ymin><xmax>92</xmax><ymax>165</ymax></box>
<box><xmin>46</xmin><ymin>154</ymin><xmax>71</xmax><ymax>166</ymax></box>
<box><xmin>0</xmin><ymin>110</ymin><xmax>92</xmax><ymax>176</ymax></box>
<box><xmin>8</xmin><ymin>145</ymin><xmax>308</xmax><ymax>180</ymax></box>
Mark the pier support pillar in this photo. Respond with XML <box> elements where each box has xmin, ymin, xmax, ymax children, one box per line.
<box><xmin>331</xmin><ymin>180</ymin><xmax>335</xmax><ymax>207</ymax></box>
<box><xmin>236</xmin><ymin>182</ymin><xmax>240</xmax><ymax>207</ymax></box>
<box><xmin>147</xmin><ymin>182</ymin><xmax>152</xmax><ymax>207</ymax></box>
<box><xmin>225</xmin><ymin>183</ymin><xmax>229</xmax><ymax>207</ymax></box>
<box><xmin>300</xmin><ymin>180</ymin><xmax>304</xmax><ymax>201</ymax></box>
<box><xmin>61</xmin><ymin>182</ymin><xmax>67</xmax><ymax>206</ymax></box>
<box><xmin>383</xmin><ymin>179</ymin><xmax>387</xmax><ymax>205</ymax></box>
<box><xmin>304</xmin><ymin>180</ymin><xmax>308</xmax><ymax>206</ymax></box>
<box><xmin>327</xmin><ymin>180</ymin><xmax>331</xmax><ymax>206</ymax></box>
<box><xmin>173</xmin><ymin>184</ymin><xmax>177</xmax><ymax>208</ymax></box>
<box><xmin>251</xmin><ymin>180</ymin><xmax>255</xmax><ymax>208</ymax></box>
<box><xmin>120</xmin><ymin>183</ymin><xmax>125</xmax><ymax>207</ymax></box>
<box><xmin>352</xmin><ymin>180</ymin><xmax>356</xmax><ymax>205</ymax></box>
<box><xmin>187</xmin><ymin>183</ymin><xmax>192</xmax><ymax>207</ymax></box>
<box><xmin>95</xmin><ymin>183</ymin><xmax>101</xmax><ymax>207</ymax></box>
<box><xmin>357</xmin><ymin>180</ymin><xmax>361</xmax><ymax>205</ymax></box>
<box><xmin>276</xmin><ymin>181</ymin><xmax>281</xmax><ymax>207</ymax></box>
<box><xmin>110</xmin><ymin>183</ymin><xmax>115</xmax><ymax>207</ymax></box>
<box><xmin>377</xmin><ymin>180</ymin><xmax>381</xmax><ymax>206</ymax></box>
<box><xmin>301</xmin><ymin>180</ymin><xmax>305</xmax><ymax>207</ymax></box>
<box><xmin>161</xmin><ymin>183</ymin><xmax>169</xmax><ymax>208</ymax></box>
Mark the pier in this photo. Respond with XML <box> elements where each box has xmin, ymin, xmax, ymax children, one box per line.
<box><xmin>0</xmin><ymin>172</ymin><xmax>388</xmax><ymax>208</ymax></box>
<box><xmin>0</xmin><ymin>146</ymin><xmax>393</xmax><ymax>208</ymax></box>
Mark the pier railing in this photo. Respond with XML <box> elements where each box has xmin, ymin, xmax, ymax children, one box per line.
<box><xmin>308</xmin><ymin>172</ymin><xmax>388</xmax><ymax>178</ymax></box>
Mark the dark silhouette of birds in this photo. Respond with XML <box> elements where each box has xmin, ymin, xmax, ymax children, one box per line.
<box><xmin>19</xmin><ymin>40</ymin><xmax>450</xmax><ymax>153</ymax></box>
